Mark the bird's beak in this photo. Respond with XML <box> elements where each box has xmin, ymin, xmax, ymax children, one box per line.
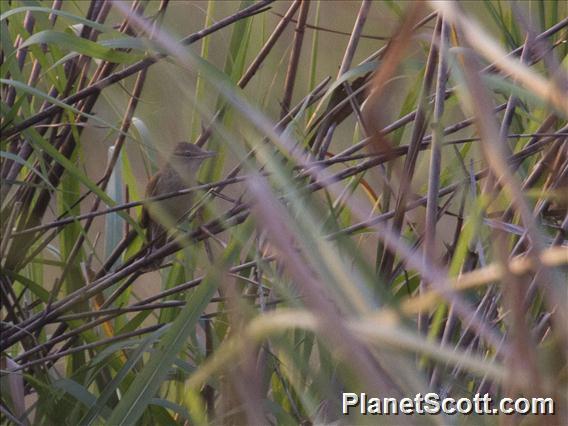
<box><xmin>197</xmin><ymin>150</ymin><xmax>216</xmax><ymax>159</ymax></box>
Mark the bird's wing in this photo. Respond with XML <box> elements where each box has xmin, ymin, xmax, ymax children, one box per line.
<box><xmin>140</xmin><ymin>206</ymin><xmax>150</xmax><ymax>228</ymax></box>
<box><xmin>140</xmin><ymin>173</ymin><xmax>159</xmax><ymax>228</ymax></box>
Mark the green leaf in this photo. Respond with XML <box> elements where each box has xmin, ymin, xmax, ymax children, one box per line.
<box><xmin>6</xmin><ymin>270</ymin><xmax>50</xmax><ymax>303</ymax></box>
<box><xmin>20</xmin><ymin>30</ymin><xmax>144</xmax><ymax>63</ymax></box>
<box><xmin>104</xmin><ymin>147</ymin><xmax>124</xmax><ymax>269</ymax></box>
<box><xmin>79</xmin><ymin>326</ymin><xmax>169</xmax><ymax>426</ymax></box>
<box><xmin>1</xmin><ymin>78</ymin><xmax>123</xmax><ymax>133</ymax></box>
<box><xmin>149</xmin><ymin>398</ymin><xmax>191</xmax><ymax>423</ymax></box>
<box><xmin>52</xmin><ymin>379</ymin><xmax>98</xmax><ymax>410</ymax></box>
<box><xmin>9</xmin><ymin>124</ymin><xmax>142</xmax><ymax>235</ymax></box>
<box><xmin>0</xmin><ymin>150</ymin><xmax>55</xmax><ymax>189</ymax></box>
<box><xmin>0</xmin><ymin>6</ymin><xmax>111</xmax><ymax>33</ymax></box>
<box><xmin>107</xmin><ymin>220</ymin><xmax>253</xmax><ymax>425</ymax></box>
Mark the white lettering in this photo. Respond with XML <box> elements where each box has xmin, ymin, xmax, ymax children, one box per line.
<box><xmin>424</xmin><ymin>392</ymin><xmax>440</xmax><ymax>414</ymax></box>
<box><xmin>342</xmin><ymin>393</ymin><xmax>359</xmax><ymax>414</ymax></box>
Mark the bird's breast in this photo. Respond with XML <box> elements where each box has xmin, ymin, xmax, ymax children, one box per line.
<box><xmin>148</xmin><ymin>167</ymin><xmax>197</xmax><ymax>228</ymax></box>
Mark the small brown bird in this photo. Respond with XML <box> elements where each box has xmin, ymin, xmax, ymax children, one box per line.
<box><xmin>141</xmin><ymin>142</ymin><xmax>215</xmax><ymax>252</ymax></box>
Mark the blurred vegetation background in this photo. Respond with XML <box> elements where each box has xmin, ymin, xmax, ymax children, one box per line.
<box><xmin>1</xmin><ymin>1</ymin><xmax>567</xmax><ymax>425</ymax></box>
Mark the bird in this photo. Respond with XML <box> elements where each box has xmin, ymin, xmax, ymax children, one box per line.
<box><xmin>140</xmin><ymin>142</ymin><xmax>215</xmax><ymax>254</ymax></box>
